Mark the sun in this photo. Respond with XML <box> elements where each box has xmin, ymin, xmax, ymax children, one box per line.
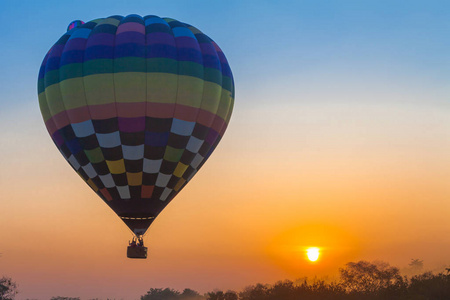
<box><xmin>306</xmin><ymin>247</ymin><xmax>320</xmax><ymax>262</ymax></box>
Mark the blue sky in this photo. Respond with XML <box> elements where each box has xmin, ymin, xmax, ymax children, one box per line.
<box><xmin>2</xmin><ymin>0</ymin><xmax>450</xmax><ymax>112</ymax></box>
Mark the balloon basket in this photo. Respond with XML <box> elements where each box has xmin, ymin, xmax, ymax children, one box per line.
<box><xmin>127</xmin><ymin>246</ymin><xmax>148</xmax><ymax>259</ymax></box>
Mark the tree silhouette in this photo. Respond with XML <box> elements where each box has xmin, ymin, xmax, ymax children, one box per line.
<box><xmin>141</xmin><ymin>288</ymin><xmax>204</xmax><ymax>300</ymax></box>
<box><xmin>180</xmin><ymin>289</ymin><xmax>199</xmax><ymax>298</ymax></box>
<box><xmin>239</xmin><ymin>283</ymin><xmax>270</xmax><ymax>300</ymax></box>
<box><xmin>140</xmin><ymin>262</ymin><xmax>450</xmax><ymax>300</ymax></box>
<box><xmin>180</xmin><ymin>288</ymin><xmax>204</xmax><ymax>300</ymax></box>
<box><xmin>223</xmin><ymin>291</ymin><xmax>238</xmax><ymax>300</ymax></box>
<box><xmin>408</xmin><ymin>259</ymin><xmax>424</xmax><ymax>273</ymax></box>
<box><xmin>0</xmin><ymin>276</ymin><xmax>18</xmax><ymax>300</ymax></box>
<box><xmin>141</xmin><ymin>288</ymin><xmax>181</xmax><ymax>300</ymax></box>
<box><xmin>206</xmin><ymin>290</ymin><xmax>238</xmax><ymax>300</ymax></box>
<box><xmin>206</xmin><ymin>290</ymin><xmax>224</xmax><ymax>300</ymax></box>
<box><xmin>339</xmin><ymin>260</ymin><xmax>405</xmax><ymax>293</ymax></box>
<box><xmin>268</xmin><ymin>280</ymin><xmax>298</xmax><ymax>300</ymax></box>
<box><xmin>408</xmin><ymin>271</ymin><xmax>450</xmax><ymax>299</ymax></box>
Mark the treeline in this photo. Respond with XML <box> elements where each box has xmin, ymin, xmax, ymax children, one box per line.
<box><xmin>140</xmin><ymin>261</ymin><xmax>450</xmax><ymax>300</ymax></box>
<box><xmin>2</xmin><ymin>261</ymin><xmax>450</xmax><ymax>299</ymax></box>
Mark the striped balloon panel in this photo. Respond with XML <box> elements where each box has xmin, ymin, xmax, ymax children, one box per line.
<box><xmin>38</xmin><ymin>15</ymin><xmax>234</xmax><ymax>234</ymax></box>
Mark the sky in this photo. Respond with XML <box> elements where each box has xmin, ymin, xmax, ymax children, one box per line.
<box><xmin>1</xmin><ymin>0</ymin><xmax>450</xmax><ymax>299</ymax></box>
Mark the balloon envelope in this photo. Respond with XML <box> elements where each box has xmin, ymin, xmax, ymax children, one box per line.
<box><xmin>38</xmin><ymin>15</ymin><xmax>234</xmax><ymax>235</ymax></box>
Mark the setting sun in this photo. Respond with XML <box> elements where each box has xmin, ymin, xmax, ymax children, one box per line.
<box><xmin>306</xmin><ymin>247</ymin><xmax>320</xmax><ymax>262</ymax></box>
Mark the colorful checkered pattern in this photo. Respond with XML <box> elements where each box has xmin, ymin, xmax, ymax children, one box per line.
<box><xmin>67</xmin><ymin>20</ymin><xmax>85</xmax><ymax>31</ymax></box>
<box><xmin>38</xmin><ymin>15</ymin><xmax>234</xmax><ymax>235</ymax></box>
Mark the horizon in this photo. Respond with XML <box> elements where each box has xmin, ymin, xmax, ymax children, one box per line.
<box><xmin>2</xmin><ymin>258</ymin><xmax>449</xmax><ymax>299</ymax></box>
<box><xmin>1</xmin><ymin>1</ymin><xmax>450</xmax><ymax>299</ymax></box>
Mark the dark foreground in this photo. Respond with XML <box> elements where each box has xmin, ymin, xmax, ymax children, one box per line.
<box><xmin>2</xmin><ymin>261</ymin><xmax>450</xmax><ymax>300</ymax></box>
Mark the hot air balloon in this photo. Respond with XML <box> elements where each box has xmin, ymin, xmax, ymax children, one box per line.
<box><xmin>37</xmin><ymin>14</ymin><xmax>234</xmax><ymax>259</ymax></box>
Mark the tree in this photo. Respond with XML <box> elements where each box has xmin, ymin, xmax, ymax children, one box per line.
<box><xmin>268</xmin><ymin>280</ymin><xmax>296</xmax><ymax>300</ymax></box>
<box><xmin>206</xmin><ymin>290</ymin><xmax>237</xmax><ymax>300</ymax></box>
<box><xmin>180</xmin><ymin>288</ymin><xmax>204</xmax><ymax>299</ymax></box>
<box><xmin>239</xmin><ymin>284</ymin><xmax>269</xmax><ymax>300</ymax></box>
<box><xmin>206</xmin><ymin>290</ymin><xmax>224</xmax><ymax>300</ymax></box>
<box><xmin>339</xmin><ymin>260</ymin><xmax>404</xmax><ymax>293</ymax></box>
<box><xmin>408</xmin><ymin>271</ymin><xmax>450</xmax><ymax>299</ymax></box>
<box><xmin>408</xmin><ymin>259</ymin><xmax>424</xmax><ymax>273</ymax></box>
<box><xmin>0</xmin><ymin>276</ymin><xmax>18</xmax><ymax>300</ymax></box>
<box><xmin>223</xmin><ymin>291</ymin><xmax>238</xmax><ymax>300</ymax></box>
<box><xmin>141</xmin><ymin>288</ymin><xmax>181</xmax><ymax>300</ymax></box>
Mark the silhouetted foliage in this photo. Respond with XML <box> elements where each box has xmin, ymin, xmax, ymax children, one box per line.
<box><xmin>237</xmin><ymin>279</ymin><xmax>346</xmax><ymax>300</ymax></box>
<box><xmin>206</xmin><ymin>290</ymin><xmax>238</xmax><ymax>300</ymax></box>
<box><xmin>141</xmin><ymin>288</ymin><xmax>204</xmax><ymax>300</ymax></box>
<box><xmin>141</xmin><ymin>288</ymin><xmax>180</xmax><ymax>300</ymax></box>
<box><xmin>140</xmin><ymin>260</ymin><xmax>450</xmax><ymax>300</ymax></box>
<box><xmin>339</xmin><ymin>260</ymin><xmax>405</xmax><ymax>293</ymax></box>
<box><xmin>181</xmin><ymin>288</ymin><xmax>202</xmax><ymax>299</ymax></box>
<box><xmin>223</xmin><ymin>291</ymin><xmax>238</xmax><ymax>300</ymax></box>
<box><xmin>0</xmin><ymin>276</ymin><xmax>18</xmax><ymax>300</ymax></box>
<box><xmin>406</xmin><ymin>271</ymin><xmax>450</xmax><ymax>300</ymax></box>
<box><xmin>239</xmin><ymin>283</ymin><xmax>270</xmax><ymax>300</ymax></box>
<box><xmin>409</xmin><ymin>259</ymin><xmax>424</xmax><ymax>270</ymax></box>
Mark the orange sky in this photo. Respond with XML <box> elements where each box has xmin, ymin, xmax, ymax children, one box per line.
<box><xmin>1</xmin><ymin>96</ymin><xmax>450</xmax><ymax>299</ymax></box>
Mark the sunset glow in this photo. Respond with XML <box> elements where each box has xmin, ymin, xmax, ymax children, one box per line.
<box><xmin>306</xmin><ymin>247</ymin><xmax>320</xmax><ymax>262</ymax></box>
